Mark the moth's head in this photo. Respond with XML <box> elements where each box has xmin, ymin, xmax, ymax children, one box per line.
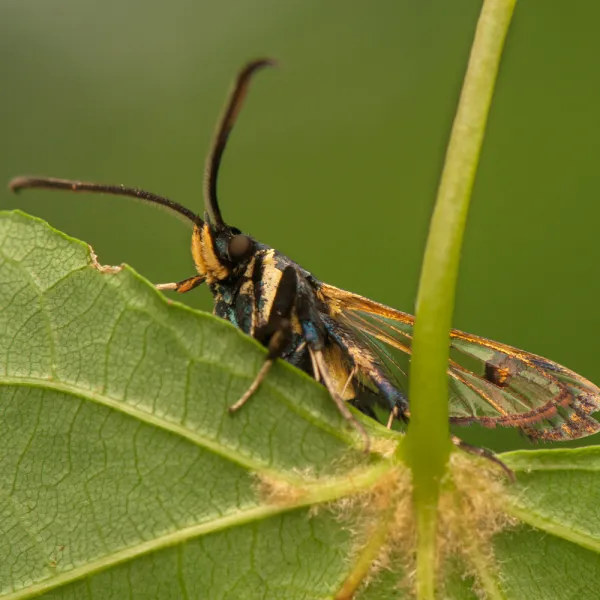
<box><xmin>192</xmin><ymin>221</ymin><xmax>256</xmax><ymax>284</ymax></box>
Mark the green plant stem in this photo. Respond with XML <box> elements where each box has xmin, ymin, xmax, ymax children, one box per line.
<box><xmin>403</xmin><ymin>1</ymin><xmax>516</xmax><ymax>598</ymax></box>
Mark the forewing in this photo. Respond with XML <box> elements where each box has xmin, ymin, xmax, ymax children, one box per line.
<box><xmin>318</xmin><ymin>283</ymin><xmax>600</xmax><ymax>441</ymax></box>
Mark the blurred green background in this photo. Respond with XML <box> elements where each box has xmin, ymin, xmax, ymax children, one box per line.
<box><xmin>1</xmin><ymin>0</ymin><xmax>599</xmax><ymax>452</ymax></box>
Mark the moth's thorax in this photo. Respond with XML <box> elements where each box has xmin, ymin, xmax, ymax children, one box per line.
<box><xmin>208</xmin><ymin>246</ymin><xmax>305</xmax><ymax>355</ymax></box>
<box><xmin>209</xmin><ymin>248</ymin><xmax>281</xmax><ymax>330</ymax></box>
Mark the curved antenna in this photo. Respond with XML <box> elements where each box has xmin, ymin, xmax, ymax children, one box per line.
<box><xmin>8</xmin><ymin>176</ymin><xmax>203</xmax><ymax>227</ymax></box>
<box><xmin>203</xmin><ymin>58</ymin><xmax>277</xmax><ymax>229</ymax></box>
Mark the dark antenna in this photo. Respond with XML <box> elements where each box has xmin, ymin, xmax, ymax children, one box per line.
<box><xmin>203</xmin><ymin>58</ymin><xmax>276</xmax><ymax>229</ymax></box>
<box><xmin>8</xmin><ymin>176</ymin><xmax>203</xmax><ymax>227</ymax></box>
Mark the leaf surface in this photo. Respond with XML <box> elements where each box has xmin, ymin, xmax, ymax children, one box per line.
<box><xmin>1</xmin><ymin>211</ymin><xmax>599</xmax><ymax>599</ymax></box>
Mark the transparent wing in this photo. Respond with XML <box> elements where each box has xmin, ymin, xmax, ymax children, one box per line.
<box><xmin>318</xmin><ymin>283</ymin><xmax>600</xmax><ymax>441</ymax></box>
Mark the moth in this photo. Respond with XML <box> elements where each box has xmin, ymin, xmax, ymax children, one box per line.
<box><xmin>10</xmin><ymin>59</ymin><xmax>600</xmax><ymax>457</ymax></box>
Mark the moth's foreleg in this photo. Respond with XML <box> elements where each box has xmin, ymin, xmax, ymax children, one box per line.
<box><xmin>156</xmin><ymin>275</ymin><xmax>206</xmax><ymax>293</ymax></box>
<box><xmin>228</xmin><ymin>317</ymin><xmax>293</xmax><ymax>412</ymax></box>
<box><xmin>229</xmin><ymin>266</ymin><xmax>297</xmax><ymax>412</ymax></box>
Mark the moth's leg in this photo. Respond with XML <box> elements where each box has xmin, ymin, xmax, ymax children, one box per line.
<box><xmin>384</xmin><ymin>405</ymin><xmax>412</xmax><ymax>429</ymax></box>
<box><xmin>308</xmin><ymin>347</ymin><xmax>370</xmax><ymax>452</ymax></box>
<box><xmin>228</xmin><ymin>320</ymin><xmax>292</xmax><ymax>412</ymax></box>
<box><xmin>156</xmin><ymin>275</ymin><xmax>206</xmax><ymax>293</ymax></box>
<box><xmin>294</xmin><ymin>289</ymin><xmax>371</xmax><ymax>450</ymax></box>
<box><xmin>341</xmin><ymin>366</ymin><xmax>358</xmax><ymax>398</ymax></box>
<box><xmin>386</xmin><ymin>407</ymin><xmax>399</xmax><ymax>429</ymax></box>
<box><xmin>307</xmin><ymin>342</ymin><xmax>320</xmax><ymax>382</ymax></box>
<box><xmin>229</xmin><ymin>266</ymin><xmax>297</xmax><ymax>413</ymax></box>
<box><xmin>372</xmin><ymin>384</ymin><xmax>408</xmax><ymax>428</ymax></box>
<box><xmin>451</xmin><ymin>435</ymin><xmax>515</xmax><ymax>482</ymax></box>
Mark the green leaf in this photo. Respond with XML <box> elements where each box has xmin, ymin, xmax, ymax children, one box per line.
<box><xmin>496</xmin><ymin>448</ymin><xmax>600</xmax><ymax>599</ymax></box>
<box><xmin>0</xmin><ymin>210</ymin><xmax>377</xmax><ymax>599</ymax></box>
<box><xmin>2</xmin><ymin>210</ymin><xmax>600</xmax><ymax>600</ymax></box>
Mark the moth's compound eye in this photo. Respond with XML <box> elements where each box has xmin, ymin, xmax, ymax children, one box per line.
<box><xmin>228</xmin><ymin>234</ymin><xmax>253</xmax><ymax>261</ymax></box>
